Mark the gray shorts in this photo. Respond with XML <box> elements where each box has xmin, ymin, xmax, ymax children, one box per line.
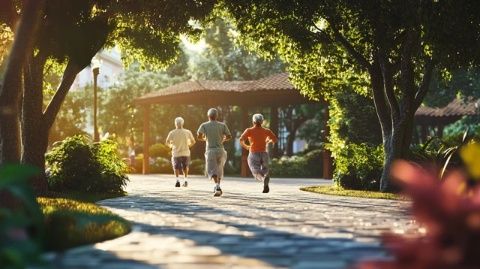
<box><xmin>205</xmin><ymin>149</ymin><xmax>227</xmax><ymax>179</ymax></box>
<box><xmin>248</xmin><ymin>152</ymin><xmax>270</xmax><ymax>181</ymax></box>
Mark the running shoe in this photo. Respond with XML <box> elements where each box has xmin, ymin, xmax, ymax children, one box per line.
<box><xmin>214</xmin><ymin>186</ymin><xmax>223</xmax><ymax>197</ymax></box>
<box><xmin>175</xmin><ymin>181</ymin><xmax>180</xmax><ymax>188</ymax></box>
<box><xmin>183</xmin><ymin>181</ymin><xmax>188</xmax><ymax>187</ymax></box>
<box><xmin>263</xmin><ymin>176</ymin><xmax>270</xmax><ymax>193</ymax></box>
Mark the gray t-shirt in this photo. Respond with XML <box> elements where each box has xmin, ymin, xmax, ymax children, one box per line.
<box><xmin>197</xmin><ymin>121</ymin><xmax>231</xmax><ymax>150</ymax></box>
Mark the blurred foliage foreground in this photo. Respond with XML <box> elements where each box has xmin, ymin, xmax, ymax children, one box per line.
<box><xmin>0</xmin><ymin>165</ymin><xmax>131</xmax><ymax>269</ymax></box>
<box><xmin>355</xmin><ymin>141</ymin><xmax>480</xmax><ymax>269</ymax></box>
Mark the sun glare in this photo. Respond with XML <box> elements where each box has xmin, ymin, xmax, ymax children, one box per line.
<box><xmin>180</xmin><ymin>35</ymin><xmax>207</xmax><ymax>53</ymax></box>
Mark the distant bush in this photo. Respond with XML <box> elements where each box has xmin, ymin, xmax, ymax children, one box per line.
<box><xmin>132</xmin><ymin>155</ymin><xmax>205</xmax><ymax>175</ymax></box>
<box><xmin>189</xmin><ymin>159</ymin><xmax>205</xmax><ymax>175</ymax></box>
<box><xmin>151</xmin><ymin>157</ymin><xmax>171</xmax><ymax>174</ymax></box>
<box><xmin>149</xmin><ymin>143</ymin><xmax>170</xmax><ymax>158</ymax></box>
<box><xmin>46</xmin><ymin>136</ymin><xmax>128</xmax><ymax>194</ymax></box>
<box><xmin>270</xmin><ymin>149</ymin><xmax>324</xmax><ymax>178</ymax></box>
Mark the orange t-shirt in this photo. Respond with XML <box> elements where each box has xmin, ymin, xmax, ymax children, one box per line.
<box><xmin>240</xmin><ymin>126</ymin><xmax>278</xmax><ymax>153</ymax></box>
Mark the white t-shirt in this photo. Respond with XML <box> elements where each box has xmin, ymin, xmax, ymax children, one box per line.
<box><xmin>166</xmin><ymin>128</ymin><xmax>195</xmax><ymax>157</ymax></box>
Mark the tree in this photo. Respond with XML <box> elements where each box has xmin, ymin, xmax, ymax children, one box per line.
<box><xmin>0</xmin><ymin>0</ymin><xmax>45</xmax><ymax>163</ymax></box>
<box><xmin>221</xmin><ymin>0</ymin><xmax>480</xmax><ymax>191</ymax></box>
<box><xmin>187</xmin><ymin>18</ymin><xmax>284</xmax><ymax>81</ymax></box>
<box><xmin>1</xmin><ymin>0</ymin><xmax>216</xmax><ymax>193</ymax></box>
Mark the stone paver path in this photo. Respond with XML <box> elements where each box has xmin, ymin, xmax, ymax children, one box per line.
<box><xmin>52</xmin><ymin>175</ymin><xmax>416</xmax><ymax>269</ymax></box>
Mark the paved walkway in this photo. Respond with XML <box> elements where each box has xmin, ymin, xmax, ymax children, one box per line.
<box><xmin>51</xmin><ymin>175</ymin><xmax>416</xmax><ymax>269</ymax></box>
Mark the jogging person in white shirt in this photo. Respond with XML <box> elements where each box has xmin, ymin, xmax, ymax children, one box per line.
<box><xmin>197</xmin><ymin>108</ymin><xmax>232</xmax><ymax>197</ymax></box>
<box><xmin>166</xmin><ymin>117</ymin><xmax>196</xmax><ymax>188</ymax></box>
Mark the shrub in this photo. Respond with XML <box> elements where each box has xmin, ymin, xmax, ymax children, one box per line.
<box><xmin>149</xmin><ymin>143</ymin><xmax>170</xmax><ymax>158</ymax></box>
<box><xmin>327</xmin><ymin>90</ymin><xmax>384</xmax><ymax>190</ymax></box>
<box><xmin>270</xmin><ymin>150</ymin><xmax>323</xmax><ymax>178</ymax></box>
<box><xmin>189</xmin><ymin>159</ymin><xmax>205</xmax><ymax>175</ymax></box>
<box><xmin>151</xmin><ymin>157</ymin><xmax>172</xmax><ymax>174</ymax></box>
<box><xmin>93</xmin><ymin>139</ymin><xmax>130</xmax><ymax>193</ymax></box>
<box><xmin>46</xmin><ymin>136</ymin><xmax>128</xmax><ymax>194</ymax></box>
<box><xmin>302</xmin><ymin>149</ymin><xmax>324</xmax><ymax>176</ymax></box>
<box><xmin>333</xmin><ymin>144</ymin><xmax>383</xmax><ymax>190</ymax></box>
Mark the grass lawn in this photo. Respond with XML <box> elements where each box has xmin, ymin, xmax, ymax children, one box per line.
<box><xmin>38</xmin><ymin>195</ymin><xmax>131</xmax><ymax>251</ymax></box>
<box><xmin>300</xmin><ymin>185</ymin><xmax>405</xmax><ymax>200</ymax></box>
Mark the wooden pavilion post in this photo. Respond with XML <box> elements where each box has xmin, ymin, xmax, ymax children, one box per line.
<box><xmin>322</xmin><ymin>102</ymin><xmax>333</xmax><ymax>179</ymax></box>
<box><xmin>240</xmin><ymin>106</ymin><xmax>250</xmax><ymax>177</ymax></box>
<box><xmin>142</xmin><ymin>104</ymin><xmax>151</xmax><ymax>174</ymax></box>
<box><xmin>270</xmin><ymin>106</ymin><xmax>280</xmax><ymax>157</ymax></box>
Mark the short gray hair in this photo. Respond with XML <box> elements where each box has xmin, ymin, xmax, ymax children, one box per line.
<box><xmin>207</xmin><ymin>108</ymin><xmax>218</xmax><ymax>118</ymax></box>
<box><xmin>252</xmin><ymin>113</ymin><xmax>264</xmax><ymax>124</ymax></box>
<box><xmin>174</xmin><ymin>117</ymin><xmax>184</xmax><ymax>127</ymax></box>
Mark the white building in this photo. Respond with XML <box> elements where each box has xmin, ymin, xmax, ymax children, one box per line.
<box><xmin>71</xmin><ymin>48</ymin><xmax>123</xmax><ymax>91</ymax></box>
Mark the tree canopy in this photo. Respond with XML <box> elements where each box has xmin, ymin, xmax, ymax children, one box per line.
<box><xmin>221</xmin><ymin>0</ymin><xmax>480</xmax><ymax>191</ymax></box>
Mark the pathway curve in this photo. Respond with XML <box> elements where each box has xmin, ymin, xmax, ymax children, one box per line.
<box><xmin>52</xmin><ymin>175</ymin><xmax>416</xmax><ymax>269</ymax></box>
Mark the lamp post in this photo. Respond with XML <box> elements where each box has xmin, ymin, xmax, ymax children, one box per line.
<box><xmin>92</xmin><ymin>59</ymin><xmax>100</xmax><ymax>142</ymax></box>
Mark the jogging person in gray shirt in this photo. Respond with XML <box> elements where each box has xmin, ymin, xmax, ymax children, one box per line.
<box><xmin>197</xmin><ymin>108</ymin><xmax>232</xmax><ymax>197</ymax></box>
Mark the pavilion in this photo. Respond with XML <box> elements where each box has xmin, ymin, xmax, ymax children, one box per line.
<box><xmin>415</xmin><ymin>98</ymin><xmax>479</xmax><ymax>142</ymax></box>
<box><xmin>135</xmin><ymin>73</ymin><xmax>333</xmax><ymax>179</ymax></box>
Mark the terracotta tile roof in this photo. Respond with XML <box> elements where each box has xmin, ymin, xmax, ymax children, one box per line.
<box><xmin>135</xmin><ymin>73</ymin><xmax>310</xmax><ymax>106</ymax></box>
<box><xmin>415</xmin><ymin>98</ymin><xmax>479</xmax><ymax>117</ymax></box>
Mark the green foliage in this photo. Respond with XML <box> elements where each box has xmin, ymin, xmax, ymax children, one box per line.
<box><xmin>45</xmin><ymin>136</ymin><xmax>128</xmax><ymax>194</ymax></box>
<box><xmin>332</xmin><ymin>144</ymin><xmax>384</xmax><ymax>190</ymax></box>
<box><xmin>38</xmin><ymin>197</ymin><xmax>130</xmax><ymax>251</ymax></box>
<box><xmin>149</xmin><ymin>143</ymin><xmax>171</xmax><ymax>159</ymax></box>
<box><xmin>270</xmin><ymin>156</ymin><xmax>308</xmax><ymax>178</ymax></box>
<box><xmin>48</xmin><ymin>90</ymin><xmax>89</xmax><ymax>146</ymax></box>
<box><xmin>327</xmin><ymin>89</ymin><xmax>383</xmax><ymax>190</ymax></box>
<box><xmin>0</xmin><ymin>165</ymin><xmax>44</xmax><ymax>269</ymax></box>
<box><xmin>186</xmin><ymin>18</ymin><xmax>284</xmax><ymax>81</ymax></box>
<box><xmin>270</xmin><ymin>149</ymin><xmax>323</xmax><ymax>178</ymax></box>
<box><xmin>444</xmin><ymin>115</ymin><xmax>480</xmax><ymax>139</ymax></box>
<box><xmin>132</xmin><ymin>156</ymin><xmax>205</xmax><ymax>175</ymax></box>
<box><xmin>189</xmin><ymin>159</ymin><xmax>205</xmax><ymax>175</ymax></box>
<box><xmin>99</xmin><ymin>63</ymin><xmax>205</xmax><ymax>149</ymax></box>
<box><xmin>94</xmin><ymin>139</ymin><xmax>130</xmax><ymax>193</ymax></box>
<box><xmin>409</xmin><ymin>129</ymin><xmax>472</xmax><ymax>179</ymax></box>
<box><xmin>151</xmin><ymin>158</ymin><xmax>172</xmax><ymax>174</ymax></box>
<box><xmin>0</xmin><ymin>23</ymin><xmax>13</xmax><ymax>66</ymax></box>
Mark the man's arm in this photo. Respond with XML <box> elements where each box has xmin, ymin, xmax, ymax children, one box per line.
<box><xmin>267</xmin><ymin>130</ymin><xmax>278</xmax><ymax>144</ymax></box>
<box><xmin>239</xmin><ymin>138</ymin><xmax>250</xmax><ymax>150</ymax></box>
<box><xmin>197</xmin><ymin>124</ymin><xmax>206</xmax><ymax>141</ymax></box>
<box><xmin>223</xmin><ymin>124</ymin><xmax>232</xmax><ymax>142</ymax></box>
<box><xmin>165</xmin><ymin>132</ymin><xmax>172</xmax><ymax>147</ymax></box>
<box><xmin>189</xmin><ymin>131</ymin><xmax>196</xmax><ymax>147</ymax></box>
<box><xmin>239</xmin><ymin>129</ymin><xmax>249</xmax><ymax>150</ymax></box>
<box><xmin>223</xmin><ymin>134</ymin><xmax>232</xmax><ymax>142</ymax></box>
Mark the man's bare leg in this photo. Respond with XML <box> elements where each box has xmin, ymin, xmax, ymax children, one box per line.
<box><xmin>182</xmin><ymin>167</ymin><xmax>189</xmax><ymax>187</ymax></box>
<box><xmin>212</xmin><ymin>175</ymin><xmax>222</xmax><ymax>196</ymax></box>
<box><xmin>175</xmin><ymin>169</ymin><xmax>181</xmax><ymax>187</ymax></box>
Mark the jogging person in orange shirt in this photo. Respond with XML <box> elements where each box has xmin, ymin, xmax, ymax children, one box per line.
<box><xmin>239</xmin><ymin>113</ymin><xmax>278</xmax><ymax>193</ymax></box>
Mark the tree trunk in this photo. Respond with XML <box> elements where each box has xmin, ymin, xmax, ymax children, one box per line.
<box><xmin>286</xmin><ymin>133</ymin><xmax>295</xmax><ymax>156</ymax></box>
<box><xmin>0</xmin><ymin>0</ymin><xmax>45</xmax><ymax>164</ymax></box>
<box><xmin>21</xmin><ymin>54</ymin><xmax>48</xmax><ymax>193</ymax></box>
<box><xmin>21</xmin><ymin>59</ymin><xmax>80</xmax><ymax>194</ymax></box>
<box><xmin>380</xmin><ymin>118</ymin><xmax>414</xmax><ymax>192</ymax></box>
